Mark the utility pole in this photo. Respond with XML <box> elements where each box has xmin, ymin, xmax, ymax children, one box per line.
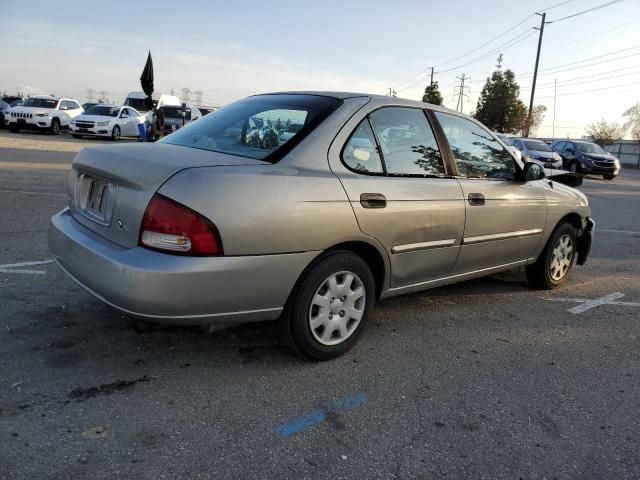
<box><xmin>85</xmin><ymin>88</ymin><xmax>95</xmax><ymax>102</ymax></box>
<box><xmin>454</xmin><ymin>74</ymin><xmax>470</xmax><ymax>113</ymax></box>
<box><xmin>526</xmin><ymin>12</ymin><xmax>546</xmax><ymax>137</ymax></box>
<box><xmin>552</xmin><ymin>78</ymin><xmax>557</xmax><ymax>140</ymax></box>
<box><xmin>387</xmin><ymin>87</ymin><xmax>397</xmax><ymax>97</ymax></box>
<box><xmin>99</xmin><ymin>90</ymin><xmax>109</xmax><ymax>103</ymax></box>
<box><xmin>429</xmin><ymin>67</ymin><xmax>434</xmax><ymax>86</ymax></box>
<box><xmin>180</xmin><ymin>88</ymin><xmax>191</xmax><ymax>104</ymax></box>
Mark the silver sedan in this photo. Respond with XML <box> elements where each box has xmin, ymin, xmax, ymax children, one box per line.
<box><xmin>49</xmin><ymin>92</ymin><xmax>594</xmax><ymax>360</ymax></box>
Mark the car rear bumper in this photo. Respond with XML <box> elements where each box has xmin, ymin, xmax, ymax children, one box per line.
<box><xmin>49</xmin><ymin>208</ymin><xmax>318</xmax><ymax>325</ymax></box>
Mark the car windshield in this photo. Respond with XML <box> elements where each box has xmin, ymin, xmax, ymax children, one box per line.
<box><xmin>86</xmin><ymin>106</ymin><xmax>119</xmax><ymax>117</ymax></box>
<box><xmin>161</xmin><ymin>94</ymin><xmax>342</xmax><ymax>162</ymax></box>
<box><xmin>576</xmin><ymin>142</ymin><xmax>606</xmax><ymax>154</ymax></box>
<box><xmin>161</xmin><ymin>106</ymin><xmax>192</xmax><ymax>120</ymax></box>
<box><xmin>23</xmin><ymin>98</ymin><xmax>58</xmax><ymax>109</ymax></box>
<box><xmin>523</xmin><ymin>140</ymin><xmax>552</xmax><ymax>152</ymax></box>
<box><xmin>124</xmin><ymin>97</ymin><xmax>156</xmax><ymax>112</ymax></box>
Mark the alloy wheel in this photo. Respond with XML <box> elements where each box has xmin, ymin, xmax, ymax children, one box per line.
<box><xmin>308</xmin><ymin>271</ymin><xmax>366</xmax><ymax>346</ymax></box>
<box><xmin>549</xmin><ymin>234</ymin><xmax>574</xmax><ymax>281</ymax></box>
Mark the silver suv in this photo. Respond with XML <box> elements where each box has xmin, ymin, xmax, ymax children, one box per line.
<box><xmin>49</xmin><ymin>92</ymin><xmax>594</xmax><ymax>360</ymax></box>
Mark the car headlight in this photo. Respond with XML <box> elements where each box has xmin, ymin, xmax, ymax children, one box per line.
<box><xmin>96</xmin><ymin>121</ymin><xmax>110</xmax><ymax>126</ymax></box>
<box><xmin>36</xmin><ymin>113</ymin><xmax>49</xmax><ymax>117</ymax></box>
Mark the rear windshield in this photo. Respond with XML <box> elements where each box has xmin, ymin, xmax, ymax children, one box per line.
<box><xmin>576</xmin><ymin>143</ymin><xmax>605</xmax><ymax>154</ymax></box>
<box><xmin>161</xmin><ymin>94</ymin><xmax>342</xmax><ymax>162</ymax></box>
<box><xmin>86</xmin><ymin>106</ymin><xmax>119</xmax><ymax>117</ymax></box>
<box><xmin>161</xmin><ymin>106</ymin><xmax>192</xmax><ymax>120</ymax></box>
<box><xmin>23</xmin><ymin>98</ymin><xmax>58</xmax><ymax>109</ymax></box>
<box><xmin>523</xmin><ymin>140</ymin><xmax>552</xmax><ymax>152</ymax></box>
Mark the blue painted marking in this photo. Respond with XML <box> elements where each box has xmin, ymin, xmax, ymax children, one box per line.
<box><xmin>276</xmin><ymin>392</ymin><xmax>368</xmax><ymax>437</ymax></box>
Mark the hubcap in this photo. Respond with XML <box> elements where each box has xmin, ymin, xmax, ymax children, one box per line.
<box><xmin>550</xmin><ymin>234</ymin><xmax>574</xmax><ymax>281</ymax></box>
<box><xmin>309</xmin><ymin>271</ymin><xmax>366</xmax><ymax>346</ymax></box>
<box><xmin>570</xmin><ymin>163</ymin><xmax>577</xmax><ymax>172</ymax></box>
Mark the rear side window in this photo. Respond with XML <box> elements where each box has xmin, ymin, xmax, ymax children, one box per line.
<box><xmin>369</xmin><ymin>108</ymin><xmax>444</xmax><ymax>176</ymax></box>
<box><xmin>434</xmin><ymin>112</ymin><xmax>517</xmax><ymax>180</ymax></box>
<box><xmin>342</xmin><ymin>120</ymin><xmax>384</xmax><ymax>174</ymax></box>
<box><xmin>162</xmin><ymin>94</ymin><xmax>342</xmax><ymax>163</ymax></box>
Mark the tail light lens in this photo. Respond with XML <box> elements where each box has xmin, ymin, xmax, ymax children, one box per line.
<box><xmin>139</xmin><ymin>194</ymin><xmax>222</xmax><ymax>256</ymax></box>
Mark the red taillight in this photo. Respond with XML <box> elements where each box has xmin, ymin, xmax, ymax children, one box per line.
<box><xmin>139</xmin><ymin>194</ymin><xmax>222</xmax><ymax>256</ymax></box>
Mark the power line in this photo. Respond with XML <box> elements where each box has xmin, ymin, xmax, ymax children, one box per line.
<box><xmin>547</xmin><ymin>0</ymin><xmax>625</xmax><ymax>23</ymax></box>
<box><xmin>538</xmin><ymin>0</ymin><xmax>577</xmax><ymax>12</ymax></box>
<box><xmin>535</xmin><ymin>80</ymin><xmax>640</xmax><ymax>98</ymax></box>
<box><xmin>521</xmin><ymin>69</ymin><xmax>640</xmax><ymax>90</ymax></box>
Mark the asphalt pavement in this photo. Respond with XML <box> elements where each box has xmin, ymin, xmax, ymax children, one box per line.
<box><xmin>1</xmin><ymin>134</ymin><xmax>639</xmax><ymax>479</ymax></box>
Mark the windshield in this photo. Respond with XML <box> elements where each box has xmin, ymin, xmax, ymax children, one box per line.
<box><xmin>124</xmin><ymin>97</ymin><xmax>156</xmax><ymax>112</ymax></box>
<box><xmin>86</xmin><ymin>106</ymin><xmax>119</xmax><ymax>117</ymax></box>
<box><xmin>523</xmin><ymin>140</ymin><xmax>552</xmax><ymax>152</ymax></box>
<box><xmin>161</xmin><ymin>106</ymin><xmax>192</xmax><ymax>120</ymax></box>
<box><xmin>576</xmin><ymin>142</ymin><xmax>606</xmax><ymax>154</ymax></box>
<box><xmin>23</xmin><ymin>98</ymin><xmax>58</xmax><ymax>109</ymax></box>
<box><xmin>161</xmin><ymin>94</ymin><xmax>342</xmax><ymax>162</ymax></box>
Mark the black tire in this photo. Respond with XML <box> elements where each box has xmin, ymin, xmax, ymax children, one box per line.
<box><xmin>9</xmin><ymin>124</ymin><xmax>19</xmax><ymax>133</ymax></box>
<box><xmin>111</xmin><ymin>125</ymin><xmax>121</xmax><ymax>141</ymax></box>
<box><xmin>568</xmin><ymin>161</ymin><xmax>579</xmax><ymax>173</ymax></box>
<box><xmin>49</xmin><ymin>118</ymin><xmax>60</xmax><ymax>135</ymax></box>
<box><xmin>281</xmin><ymin>250</ymin><xmax>376</xmax><ymax>361</ymax></box>
<box><xmin>527</xmin><ymin>222</ymin><xmax>578</xmax><ymax>289</ymax></box>
<box><xmin>72</xmin><ymin>134</ymin><xmax>83</xmax><ymax>139</ymax></box>
<box><xmin>603</xmin><ymin>174</ymin><xmax>615</xmax><ymax>180</ymax></box>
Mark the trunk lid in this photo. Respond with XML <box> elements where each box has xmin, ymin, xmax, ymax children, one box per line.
<box><xmin>68</xmin><ymin>142</ymin><xmax>267</xmax><ymax>248</ymax></box>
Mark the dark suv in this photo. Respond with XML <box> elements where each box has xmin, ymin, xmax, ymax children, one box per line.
<box><xmin>552</xmin><ymin>140</ymin><xmax>620</xmax><ymax>180</ymax></box>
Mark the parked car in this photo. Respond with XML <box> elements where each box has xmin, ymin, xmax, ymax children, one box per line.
<box><xmin>124</xmin><ymin>91</ymin><xmax>181</xmax><ymax>119</ymax></box>
<box><xmin>70</xmin><ymin>105</ymin><xmax>145</xmax><ymax>140</ymax></box>
<box><xmin>0</xmin><ymin>101</ymin><xmax>10</xmax><ymax>129</ymax></box>
<box><xmin>494</xmin><ymin>133</ymin><xmax>522</xmax><ymax>161</ymax></box>
<box><xmin>2</xmin><ymin>95</ymin><xmax>23</xmax><ymax>106</ymax></box>
<box><xmin>8</xmin><ymin>96</ymin><xmax>83</xmax><ymax>134</ymax></box>
<box><xmin>279</xmin><ymin>122</ymin><xmax>303</xmax><ymax>143</ymax></box>
<box><xmin>159</xmin><ymin>104</ymin><xmax>203</xmax><ymax>133</ymax></box>
<box><xmin>552</xmin><ymin>140</ymin><xmax>620</xmax><ymax>180</ymax></box>
<box><xmin>82</xmin><ymin>102</ymin><xmax>100</xmax><ymax>111</ymax></box>
<box><xmin>49</xmin><ymin>92</ymin><xmax>594</xmax><ymax>360</ymax></box>
<box><xmin>512</xmin><ymin>138</ymin><xmax>563</xmax><ymax>169</ymax></box>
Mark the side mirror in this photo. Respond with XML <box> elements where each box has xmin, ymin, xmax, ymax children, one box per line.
<box><xmin>524</xmin><ymin>161</ymin><xmax>545</xmax><ymax>182</ymax></box>
<box><xmin>59</xmin><ymin>105</ymin><xmax>68</xmax><ymax>111</ymax></box>
<box><xmin>352</xmin><ymin>147</ymin><xmax>371</xmax><ymax>162</ymax></box>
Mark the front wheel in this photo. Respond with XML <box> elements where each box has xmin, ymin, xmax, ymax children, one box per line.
<box><xmin>111</xmin><ymin>125</ymin><xmax>121</xmax><ymax>141</ymax></box>
<box><xmin>281</xmin><ymin>250</ymin><xmax>375</xmax><ymax>361</ymax></box>
<box><xmin>568</xmin><ymin>161</ymin><xmax>579</xmax><ymax>173</ymax></box>
<box><xmin>49</xmin><ymin>118</ymin><xmax>60</xmax><ymax>135</ymax></box>
<box><xmin>527</xmin><ymin>222</ymin><xmax>577</xmax><ymax>289</ymax></box>
<box><xmin>9</xmin><ymin>124</ymin><xmax>19</xmax><ymax>133</ymax></box>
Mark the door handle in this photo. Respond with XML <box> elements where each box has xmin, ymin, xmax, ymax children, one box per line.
<box><xmin>360</xmin><ymin>193</ymin><xmax>387</xmax><ymax>209</ymax></box>
<box><xmin>468</xmin><ymin>193</ymin><xmax>485</xmax><ymax>206</ymax></box>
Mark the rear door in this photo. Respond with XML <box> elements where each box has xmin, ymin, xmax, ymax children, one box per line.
<box><xmin>432</xmin><ymin>111</ymin><xmax>548</xmax><ymax>273</ymax></box>
<box><xmin>330</xmin><ymin>106</ymin><xmax>465</xmax><ymax>288</ymax></box>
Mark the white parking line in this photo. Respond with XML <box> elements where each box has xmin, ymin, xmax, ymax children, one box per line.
<box><xmin>546</xmin><ymin>292</ymin><xmax>640</xmax><ymax>314</ymax></box>
<box><xmin>0</xmin><ymin>259</ymin><xmax>53</xmax><ymax>275</ymax></box>
<box><xmin>0</xmin><ymin>189</ymin><xmax>66</xmax><ymax>197</ymax></box>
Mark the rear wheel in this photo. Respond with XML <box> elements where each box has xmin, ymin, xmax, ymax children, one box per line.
<box><xmin>527</xmin><ymin>222</ymin><xmax>577</xmax><ymax>289</ymax></box>
<box><xmin>49</xmin><ymin>118</ymin><xmax>60</xmax><ymax>135</ymax></box>
<box><xmin>72</xmin><ymin>134</ymin><xmax>83</xmax><ymax>139</ymax></box>
<box><xmin>111</xmin><ymin>125</ymin><xmax>121</xmax><ymax>141</ymax></box>
<box><xmin>281</xmin><ymin>250</ymin><xmax>375</xmax><ymax>361</ymax></box>
<box><xmin>604</xmin><ymin>174</ymin><xmax>615</xmax><ymax>180</ymax></box>
<box><xmin>568</xmin><ymin>161</ymin><xmax>579</xmax><ymax>173</ymax></box>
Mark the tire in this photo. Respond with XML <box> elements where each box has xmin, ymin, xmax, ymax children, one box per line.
<box><xmin>111</xmin><ymin>125</ymin><xmax>121</xmax><ymax>141</ymax></box>
<box><xmin>527</xmin><ymin>222</ymin><xmax>578</xmax><ymax>289</ymax></box>
<box><xmin>49</xmin><ymin>118</ymin><xmax>60</xmax><ymax>135</ymax></box>
<box><xmin>72</xmin><ymin>134</ymin><xmax>83</xmax><ymax>139</ymax></box>
<box><xmin>604</xmin><ymin>174</ymin><xmax>615</xmax><ymax>180</ymax></box>
<box><xmin>9</xmin><ymin>124</ymin><xmax>19</xmax><ymax>133</ymax></box>
<box><xmin>281</xmin><ymin>250</ymin><xmax>376</xmax><ymax>361</ymax></box>
<box><xmin>568</xmin><ymin>161</ymin><xmax>579</xmax><ymax>173</ymax></box>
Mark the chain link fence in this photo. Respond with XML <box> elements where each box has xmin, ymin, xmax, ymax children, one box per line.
<box><xmin>606</xmin><ymin>141</ymin><xmax>640</xmax><ymax>168</ymax></box>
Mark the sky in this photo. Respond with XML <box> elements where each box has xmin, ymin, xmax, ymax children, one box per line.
<box><xmin>1</xmin><ymin>0</ymin><xmax>639</xmax><ymax>138</ymax></box>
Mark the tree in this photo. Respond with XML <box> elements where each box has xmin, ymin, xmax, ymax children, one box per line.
<box><xmin>586</xmin><ymin>120</ymin><xmax>626</xmax><ymax>147</ymax></box>
<box><xmin>422</xmin><ymin>81</ymin><xmax>443</xmax><ymax>105</ymax></box>
<box><xmin>473</xmin><ymin>66</ymin><xmax>526</xmax><ymax>134</ymax></box>
<box><xmin>521</xmin><ymin>105</ymin><xmax>547</xmax><ymax>136</ymax></box>
<box><xmin>623</xmin><ymin>102</ymin><xmax>640</xmax><ymax>141</ymax></box>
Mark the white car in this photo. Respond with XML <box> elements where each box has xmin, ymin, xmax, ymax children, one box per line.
<box><xmin>8</xmin><ymin>96</ymin><xmax>83</xmax><ymax>134</ymax></box>
<box><xmin>70</xmin><ymin>105</ymin><xmax>145</xmax><ymax>141</ymax></box>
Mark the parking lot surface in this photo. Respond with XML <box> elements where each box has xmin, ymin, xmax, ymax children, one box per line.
<box><xmin>1</xmin><ymin>130</ymin><xmax>639</xmax><ymax>479</ymax></box>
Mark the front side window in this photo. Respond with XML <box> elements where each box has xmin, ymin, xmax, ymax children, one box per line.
<box><xmin>434</xmin><ymin>112</ymin><xmax>517</xmax><ymax>180</ymax></box>
<box><xmin>162</xmin><ymin>95</ymin><xmax>341</xmax><ymax>162</ymax></box>
<box><xmin>342</xmin><ymin>120</ymin><xmax>384</xmax><ymax>174</ymax></box>
<box><xmin>553</xmin><ymin>141</ymin><xmax>565</xmax><ymax>152</ymax></box>
<box><xmin>369</xmin><ymin>108</ymin><xmax>444</xmax><ymax>176</ymax></box>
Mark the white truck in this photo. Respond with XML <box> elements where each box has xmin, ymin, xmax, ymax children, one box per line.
<box><xmin>123</xmin><ymin>91</ymin><xmax>181</xmax><ymax>121</ymax></box>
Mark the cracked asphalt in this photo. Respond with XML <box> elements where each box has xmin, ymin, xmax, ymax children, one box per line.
<box><xmin>1</xmin><ymin>131</ymin><xmax>639</xmax><ymax>479</ymax></box>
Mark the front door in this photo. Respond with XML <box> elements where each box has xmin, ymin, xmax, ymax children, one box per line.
<box><xmin>331</xmin><ymin>106</ymin><xmax>465</xmax><ymax>288</ymax></box>
<box><xmin>433</xmin><ymin>111</ymin><xmax>548</xmax><ymax>273</ymax></box>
